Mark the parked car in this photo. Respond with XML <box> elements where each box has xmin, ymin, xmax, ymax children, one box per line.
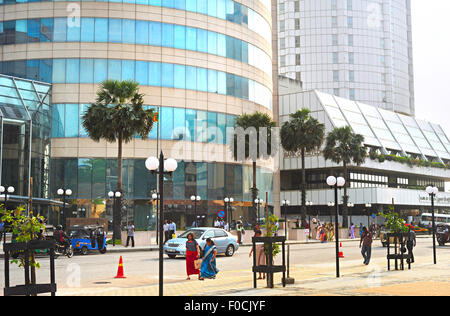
<box><xmin>437</xmin><ymin>223</ymin><xmax>450</xmax><ymax>246</ymax></box>
<box><xmin>163</xmin><ymin>227</ymin><xmax>239</xmax><ymax>259</ymax></box>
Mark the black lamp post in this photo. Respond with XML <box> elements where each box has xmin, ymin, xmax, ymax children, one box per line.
<box><xmin>224</xmin><ymin>197</ymin><xmax>234</xmax><ymax>227</ymax></box>
<box><xmin>152</xmin><ymin>192</ymin><xmax>160</xmax><ymax>245</ymax></box>
<box><xmin>145</xmin><ymin>153</ymin><xmax>178</xmax><ymax>297</ymax></box>
<box><xmin>191</xmin><ymin>195</ymin><xmax>201</xmax><ymax>228</ymax></box>
<box><xmin>306</xmin><ymin>201</ymin><xmax>313</xmax><ymax>239</ymax></box>
<box><xmin>1</xmin><ymin>185</ymin><xmax>14</xmax><ymax>244</ymax></box>
<box><xmin>365</xmin><ymin>203</ymin><xmax>372</xmax><ymax>228</ymax></box>
<box><xmin>282</xmin><ymin>199</ymin><xmax>290</xmax><ymax>238</ymax></box>
<box><xmin>254</xmin><ymin>198</ymin><xmax>263</xmax><ymax>226</ymax></box>
<box><xmin>425</xmin><ymin>186</ymin><xmax>439</xmax><ymax>264</ymax></box>
<box><xmin>326</xmin><ymin>175</ymin><xmax>345</xmax><ymax>278</ymax></box>
<box><xmin>108</xmin><ymin>190</ymin><xmax>122</xmax><ymax>246</ymax></box>
<box><xmin>57</xmin><ymin>188</ymin><xmax>72</xmax><ymax>229</ymax></box>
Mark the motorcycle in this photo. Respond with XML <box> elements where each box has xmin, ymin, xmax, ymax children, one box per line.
<box><xmin>55</xmin><ymin>238</ymin><xmax>74</xmax><ymax>258</ymax></box>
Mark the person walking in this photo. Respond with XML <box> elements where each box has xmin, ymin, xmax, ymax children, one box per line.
<box><xmin>359</xmin><ymin>223</ymin><xmax>364</xmax><ymax>238</ymax></box>
<box><xmin>224</xmin><ymin>221</ymin><xmax>229</xmax><ymax>232</ymax></box>
<box><xmin>360</xmin><ymin>226</ymin><xmax>373</xmax><ymax>265</ymax></box>
<box><xmin>185</xmin><ymin>233</ymin><xmax>201</xmax><ymax>280</ymax></box>
<box><xmin>236</xmin><ymin>221</ymin><xmax>244</xmax><ymax>244</ymax></box>
<box><xmin>163</xmin><ymin>220</ymin><xmax>170</xmax><ymax>243</ymax></box>
<box><xmin>407</xmin><ymin>226</ymin><xmax>416</xmax><ymax>264</ymax></box>
<box><xmin>350</xmin><ymin>223</ymin><xmax>355</xmax><ymax>239</ymax></box>
<box><xmin>249</xmin><ymin>230</ymin><xmax>265</xmax><ymax>280</ymax></box>
<box><xmin>168</xmin><ymin>220</ymin><xmax>176</xmax><ymax>240</ymax></box>
<box><xmin>199</xmin><ymin>238</ymin><xmax>219</xmax><ymax>280</ymax></box>
<box><xmin>126</xmin><ymin>221</ymin><xmax>135</xmax><ymax>247</ymax></box>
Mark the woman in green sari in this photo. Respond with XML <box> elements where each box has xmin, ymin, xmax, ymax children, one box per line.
<box><xmin>199</xmin><ymin>238</ymin><xmax>219</xmax><ymax>280</ymax></box>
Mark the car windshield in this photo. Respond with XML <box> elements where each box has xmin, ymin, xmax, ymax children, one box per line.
<box><xmin>178</xmin><ymin>229</ymin><xmax>204</xmax><ymax>239</ymax></box>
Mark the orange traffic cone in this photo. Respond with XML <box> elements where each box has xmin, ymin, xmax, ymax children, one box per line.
<box><xmin>339</xmin><ymin>242</ymin><xmax>345</xmax><ymax>258</ymax></box>
<box><xmin>115</xmin><ymin>256</ymin><xmax>126</xmax><ymax>279</ymax></box>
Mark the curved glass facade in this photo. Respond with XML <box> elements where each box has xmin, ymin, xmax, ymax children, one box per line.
<box><xmin>0</xmin><ymin>0</ymin><xmax>272</xmax><ymax>42</ymax></box>
<box><xmin>52</xmin><ymin>104</ymin><xmax>237</xmax><ymax>145</ymax></box>
<box><xmin>0</xmin><ymin>18</ymin><xmax>272</xmax><ymax>77</ymax></box>
<box><xmin>0</xmin><ymin>59</ymin><xmax>273</xmax><ymax>109</ymax></box>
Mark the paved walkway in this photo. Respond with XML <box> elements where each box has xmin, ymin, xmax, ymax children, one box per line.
<box><xmin>56</xmin><ymin>241</ymin><xmax>449</xmax><ymax>296</ymax></box>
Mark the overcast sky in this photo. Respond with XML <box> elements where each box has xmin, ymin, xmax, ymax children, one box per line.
<box><xmin>412</xmin><ymin>0</ymin><xmax>450</xmax><ymax>136</ymax></box>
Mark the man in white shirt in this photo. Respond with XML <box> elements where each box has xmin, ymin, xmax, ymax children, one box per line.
<box><xmin>214</xmin><ymin>219</ymin><xmax>220</xmax><ymax>228</ymax></box>
<box><xmin>168</xmin><ymin>220</ymin><xmax>176</xmax><ymax>239</ymax></box>
<box><xmin>224</xmin><ymin>221</ymin><xmax>229</xmax><ymax>232</ymax></box>
<box><xmin>163</xmin><ymin>220</ymin><xmax>169</xmax><ymax>243</ymax></box>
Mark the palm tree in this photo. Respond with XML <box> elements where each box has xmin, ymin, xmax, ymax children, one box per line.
<box><xmin>231</xmin><ymin>112</ymin><xmax>277</xmax><ymax>224</ymax></box>
<box><xmin>82</xmin><ymin>80</ymin><xmax>155</xmax><ymax>241</ymax></box>
<box><xmin>323</xmin><ymin>126</ymin><xmax>367</xmax><ymax>228</ymax></box>
<box><xmin>280</xmin><ymin>109</ymin><xmax>325</xmax><ymax>226</ymax></box>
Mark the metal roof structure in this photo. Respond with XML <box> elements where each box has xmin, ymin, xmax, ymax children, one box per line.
<box><xmin>312</xmin><ymin>90</ymin><xmax>450</xmax><ymax>163</ymax></box>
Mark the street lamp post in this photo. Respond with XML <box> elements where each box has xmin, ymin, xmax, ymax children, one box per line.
<box><xmin>425</xmin><ymin>186</ymin><xmax>439</xmax><ymax>264</ymax></box>
<box><xmin>152</xmin><ymin>192</ymin><xmax>160</xmax><ymax>244</ymax></box>
<box><xmin>282</xmin><ymin>200</ymin><xmax>290</xmax><ymax>238</ymax></box>
<box><xmin>347</xmin><ymin>202</ymin><xmax>354</xmax><ymax>225</ymax></box>
<box><xmin>0</xmin><ymin>185</ymin><xmax>14</xmax><ymax>244</ymax></box>
<box><xmin>306</xmin><ymin>201</ymin><xmax>313</xmax><ymax>239</ymax></box>
<box><xmin>108</xmin><ymin>190</ymin><xmax>122</xmax><ymax>246</ymax></box>
<box><xmin>365</xmin><ymin>203</ymin><xmax>372</xmax><ymax>228</ymax></box>
<box><xmin>327</xmin><ymin>201</ymin><xmax>335</xmax><ymax>223</ymax></box>
<box><xmin>254</xmin><ymin>198</ymin><xmax>263</xmax><ymax>226</ymax></box>
<box><xmin>224</xmin><ymin>197</ymin><xmax>234</xmax><ymax>227</ymax></box>
<box><xmin>326</xmin><ymin>176</ymin><xmax>346</xmax><ymax>278</ymax></box>
<box><xmin>191</xmin><ymin>195</ymin><xmax>201</xmax><ymax>227</ymax></box>
<box><xmin>145</xmin><ymin>153</ymin><xmax>178</xmax><ymax>296</ymax></box>
<box><xmin>57</xmin><ymin>188</ymin><xmax>72</xmax><ymax>229</ymax></box>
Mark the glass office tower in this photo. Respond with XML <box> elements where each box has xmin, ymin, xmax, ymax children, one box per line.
<box><xmin>0</xmin><ymin>0</ymin><xmax>275</xmax><ymax>228</ymax></box>
<box><xmin>278</xmin><ymin>0</ymin><xmax>415</xmax><ymax>116</ymax></box>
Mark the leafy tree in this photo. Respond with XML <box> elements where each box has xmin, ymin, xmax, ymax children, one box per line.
<box><xmin>280</xmin><ymin>109</ymin><xmax>325</xmax><ymax>226</ymax></box>
<box><xmin>323</xmin><ymin>126</ymin><xmax>366</xmax><ymax>228</ymax></box>
<box><xmin>82</xmin><ymin>80</ymin><xmax>155</xmax><ymax>240</ymax></box>
<box><xmin>379</xmin><ymin>206</ymin><xmax>409</xmax><ymax>233</ymax></box>
<box><xmin>231</xmin><ymin>112</ymin><xmax>277</xmax><ymax>225</ymax></box>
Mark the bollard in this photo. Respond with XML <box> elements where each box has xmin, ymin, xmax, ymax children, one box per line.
<box><xmin>284</xmin><ymin>244</ymin><xmax>295</xmax><ymax>285</ymax></box>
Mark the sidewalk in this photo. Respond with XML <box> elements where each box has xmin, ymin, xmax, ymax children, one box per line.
<box><xmin>56</xmin><ymin>249</ymin><xmax>450</xmax><ymax>296</ymax></box>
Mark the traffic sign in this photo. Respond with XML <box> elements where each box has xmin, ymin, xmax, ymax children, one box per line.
<box><xmin>217</xmin><ymin>210</ymin><xmax>226</xmax><ymax>219</ymax></box>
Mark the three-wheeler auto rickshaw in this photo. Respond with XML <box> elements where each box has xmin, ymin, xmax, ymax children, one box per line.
<box><xmin>68</xmin><ymin>225</ymin><xmax>107</xmax><ymax>255</ymax></box>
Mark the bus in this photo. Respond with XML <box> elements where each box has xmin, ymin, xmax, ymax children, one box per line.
<box><xmin>420</xmin><ymin>213</ymin><xmax>450</xmax><ymax>227</ymax></box>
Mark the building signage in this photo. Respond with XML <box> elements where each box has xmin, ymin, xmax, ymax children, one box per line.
<box><xmin>418</xmin><ymin>194</ymin><xmax>450</xmax><ymax>205</ymax></box>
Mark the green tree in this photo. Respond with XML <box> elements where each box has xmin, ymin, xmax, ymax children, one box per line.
<box><xmin>280</xmin><ymin>109</ymin><xmax>325</xmax><ymax>226</ymax></box>
<box><xmin>82</xmin><ymin>80</ymin><xmax>155</xmax><ymax>240</ymax></box>
<box><xmin>231</xmin><ymin>112</ymin><xmax>277</xmax><ymax>224</ymax></box>
<box><xmin>323</xmin><ymin>126</ymin><xmax>366</xmax><ymax>228</ymax></box>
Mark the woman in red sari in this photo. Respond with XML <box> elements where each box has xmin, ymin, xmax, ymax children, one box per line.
<box><xmin>185</xmin><ymin>233</ymin><xmax>201</xmax><ymax>280</ymax></box>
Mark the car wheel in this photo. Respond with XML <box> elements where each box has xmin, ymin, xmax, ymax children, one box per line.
<box><xmin>225</xmin><ymin>245</ymin><xmax>235</xmax><ymax>257</ymax></box>
<box><xmin>80</xmin><ymin>246</ymin><xmax>88</xmax><ymax>255</ymax></box>
<box><xmin>168</xmin><ymin>254</ymin><xmax>177</xmax><ymax>259</ymax></box>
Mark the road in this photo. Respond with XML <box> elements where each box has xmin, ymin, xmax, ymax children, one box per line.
<box><xmin>1</xmin><ymin>237</ymin><xmax>447</xmax><ymax>293</ymax></box>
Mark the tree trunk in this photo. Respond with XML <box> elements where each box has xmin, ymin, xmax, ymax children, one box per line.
<box><xmin>252</xmin><ymin>160</ymin><xmax>258</xmax><ymax>225</ymax></box>
<box><xmin>342</xmin><ymin>162</ymin><xmax>349</xmax><ymax>228</ymax></box>
<box><xmin>115</xmin><ymin>133</ymin><xmax>123</xmax><ymax>243</ymax></box>
<box><xmin>300</xmin><ymin>148</ymin><xmax>306</xmax><ymax>227</ymax></box>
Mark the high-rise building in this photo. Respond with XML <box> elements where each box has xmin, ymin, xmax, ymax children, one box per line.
<box><xmin>278</xmin><ymin>0</ymin><xmax>415</xmax><ymax>116</ymax></box>
<box><xmin>0</xmin><ymin>0</ymin><xmax>276</xmax><ymax>228</ymax></box>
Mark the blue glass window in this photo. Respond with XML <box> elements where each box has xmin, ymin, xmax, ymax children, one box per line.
<box><xmin>80</xmin><ymin>59</ymin><xmax>94</xmax><ymax>83</ymax></box>
<box><xmin>241</xmin><ymin>41</ymin><xmax>248</xmax><ymax>63</ymax></box>
<box><xmin>160</xmin><ymin>107</ymin><xmax>174</xmax><ymax>140</ymax></box>
<box><xmin>53</xmin><ymin>18</ymin><xmax>67</xmax><ymax>42</ymax></box>
<box><xmin>186</xmin><ymin>27</ymin><xmax>197</xmax><ymax>51</ymax></box>
<box><xmin>94</xmin><ymin>18</ymin><xmax>108</xmax><ymax>42</ymax></box>
<box><xmin>197</xmin><ymin>0</ymin><xmax>207</xmax><ymax>14</ymax></box>
<box><xmin>122</xmin><ymin>19</ymin><xmax>135</xmax><ymax>44</ymax></box>
<box><xmin>81</xmin><ymin>18</ymin><xmax>94</xmax><ymax>42</ymax></box>
<box><xmin>40</xmin><ymin>18</ymin><xmax>53</xmax><ymax>42</ymax></box>
<box><xmin>207</xmin><ymin>112</ymin><xmax>217</xmax><ymax>143</ymax></box>
<box><xmin>196</xmin><ymin>111</ymin><xmax>207</xmax><ymax>142</ymax></box>
<box><xmin>226</xmin><ymin>36</ymin><xmax>234</xmax><ymax>59</ymax></box>
<box><xmin>207</xmin><ymin>31</ymin><xmax>217</xmax><ymax>55</ymax></box>
<box><xmin>27</xmin><ymin>19</ymin><xmax>40</xmax><ymax>42</ymax></box>
<box><xmin>207</xmin><ymin>0</ymin><xmax>217</xmax><ymax>17</ymax></box>
<box><xmin>161</xmin><ymin>63</ymin><xmax>174</xmax><ymax>87</ymax></box>
<box><xmin>197</xmin><ymin>29</ymin><xmax>207</xmax><ymax>53</ymax></box>
<box><xmin>174</xmin><ymin>25</ymin><xmax>186</xmax><ymax>49</ymax></box>
<box><xmin>186</xmin><ymin>0</ymin><xmax>196</xmax><ymax>11</ymax></box>
<box><xmin>226</xmin><ymin>73</ymin><xmax>234</xmax><ymax>96</ymax></box>
<box><xmin>173</xmin><ymin>107</ymin><xmax>186</xmax><ymax>140</ymax></box>
<box><xmin>149</xmin><ymin>0</ymin><xmax>162</xmax><ymax>5</ymax></box>
<box><xmin>108</xmin><ymin>59</ymin><xmax>121</xmax><ymax>80</ymax></box>
<box><xmin>79</xmin><ymin>104</ymin><xmax>89</xmax><ymax>137</ymax></box>
<box><xmin>51</xmin><ymin>104</ymin><xmax>65</xmax><ymax>138</ymax></box>
<box><xmin>197</xmin><ymin>68</ymin><xmax>207</xmax><ymax>92</ymax></box>
<box><xmin>173</xmin><ymin>64</ymin><xmax>186</xmax><ymax>89</ymax></box>
<box><xmin>136</xmin><ymin>0</ymin><xmax>148</xmax><ymax>4</ymax></box>
<box><xmin>52</xmin><ymin>59</ymin><xmax>66</xmax><ymax>83</ymax></box>
<box><xmin>39</xmin><ymin>59</ymin><xmax>52</xmax><ymax>82</ymax></box>
<box><xmin>109</xmin><ymin>19</ymin><xmax>121</xmax><ymax>42</ymax></box>
<box><xmin>136</xmin><ymin>20</ymin><xmax>149</xmax><ymax>45</ymax></box>
<box><xmin>149</xmin><ymin>22</ymin><xmax>161</xmax><ymax>46</ymax></box>
<box><xmin>135</xmin><ymin>61</ymin><xmax>148</xmax><ymax>85</ymax></box>
<box><xmin>67</xmin><ymin>24</ymin><xmax>81</xmax><ymax>42</ymax></box>
<box><xmin>162</xmin><ymin>24</ymin><xmax>174</xmax><ymax>47</ymax></box>
<box><xmin>65</xmin><ymin>104</ymin><xmax>79</xmax><ymax>137</ymax></box>
<box><xmin>66</xmin><ymin>59</ymin><xmax>80</xmax><ymax>83</ymax></box>
<box><xmin>121</xmin><ymin>60</ymin><xmax>135</xmax><ymax>80</ymax></box>
<box><xmin>164</xmin><ymin>0</ymin><xmax>174</xmax><ymax>7</ymax></box>
<box><xmin>148</xmin><ymin>62</ymin><xmax>161</xmax><ymax>86</ymax></box>
<box><xmin>217</xmin><ymin>33</ymin><xmax>226</xmax><ymax>57</ymax></box>
<box><xmin>217</xmin><ymin>113</ymin><xmax>226</xmax><ymax>144</ymax></box>
<box><xmin>217</xmin><ymin>71</ymin><xmax>226</xmax><ymax>94</ymax></box>
<box><xmin>185</xmin><ymin>109</ymin><xmax>196</xmax><ymax>142</ymax></box>
<box><xmin>207</xmin><ymin>69</ymin><xmax>217</xmax><ymax>93</ymax></box>
<box><xmin>94</xmin><ymin>59</ymin><xmax>107</xmax><ymax>82</ymax></box>
<box><xmin>217</xmin><ymin>0</ymin><xmax>226</xmax><ymax>19</ymax></box>
<box><xmin>174</xmin><ymin>0</ymin><xmax>185</xmax><ymax>10</ymax></box>
<box><xmin>186</xmin><ymin>66</ymin><xmax>197</xmax><ymax>90</ymax></box>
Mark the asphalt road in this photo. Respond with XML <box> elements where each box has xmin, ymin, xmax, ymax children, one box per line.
<box><xmin>0</xmin><ymin>237</ymin><xmax>447</xmax><ymax>291</ymax></box>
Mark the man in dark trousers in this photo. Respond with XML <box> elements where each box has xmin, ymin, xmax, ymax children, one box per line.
<box><xmin>126</xmin><ymin>221</ymin><xmax>135</xmax><ymax>248</ymax></box>
<box><xmin>359</xmin><ymin>226</ymin><xmax>373</xmax><ymax>265</ymax></box>
<box><xmin>407</xmin><ymin>226</ymin><xmax>416</xmax><ymax>264</ymax></box>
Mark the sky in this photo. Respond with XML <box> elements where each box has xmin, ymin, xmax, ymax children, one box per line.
<box><xmin>412</xmin><ymin>0</ymin><xmax>450</xmax><ymax>136</ymax></box>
